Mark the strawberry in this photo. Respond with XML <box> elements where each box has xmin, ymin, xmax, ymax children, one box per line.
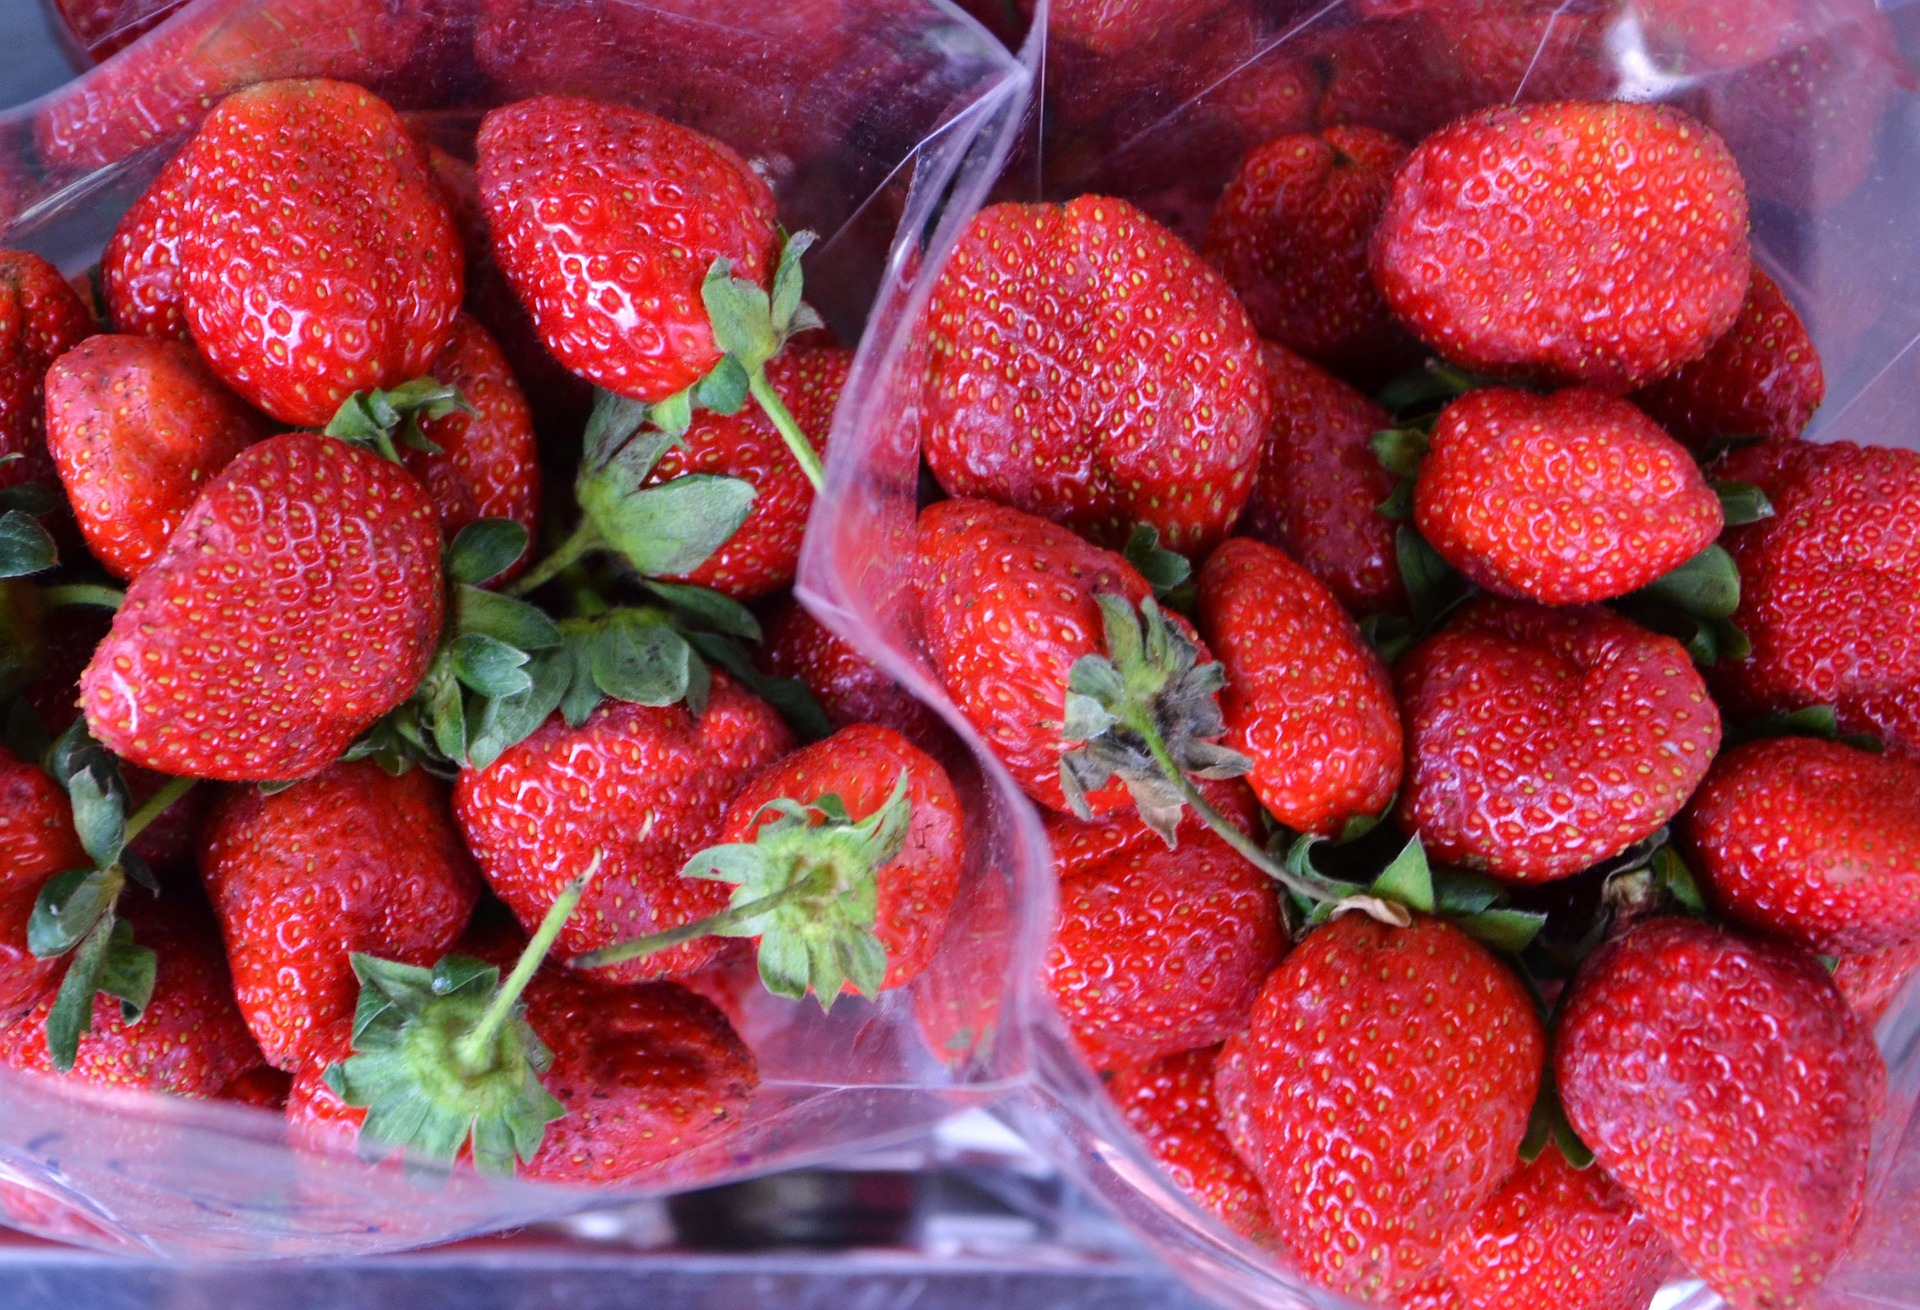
<box><xmin>1045</xmin><ymin>801</ymin><xmax>1283</xmax><ymax>1070</ymax></box>
<box><xmin>0</xmin><ymin>745</ymin><xmax>84</xmax><ymax>1015</ymax></box>
<box><xmin>453</xmin><ymin>673</ymin><xmax>792</xmax><ymax>985</ymax></box>
<box><xmin>1397</xmin><ymin>599</ymin><xmax>1722</xmax><ymax>881</ymax></box>
<box><xmin>1204</xmin><ymin>126</ymin><xmax>1415</xmax><ymax>379</ymax></box>
<box><xmin>1397</xmin><ymin>1274</ymin><xmax>1470</xmax><ymax>1310</ymax></box>
<box><xmin>199</xmin><ymin>760</ymin><xmax>480</xmax><ymax>1071</ymax></box>
<box><xmin>44</xmin><ymin>334</ymin><xmax>272</xmax><ymax>580</ymax></box>
<box><xmin>758</xmin><ymin>598</ymin><xmax>944</xmax><ymax>744</ymax></box>
<box><xmin>99</xmin><ymin>151</ymin><xmax>190</xmax><ymax>340</ymax></box>
<box><xmin>1440</xmin><ymin>1146</ymin><xmax>1671</xmax><ymax>1310</ymax></box>
<box><xmin>1683</xmin><ymin>736</ymin><xmax>1920</xmax><ymax>955</ymax></box>
<box><xmin>1239</xmin><ymin>342</ymin><xmax>1405</xmax><ymax>615</ymax></box>
<box><xmin>1632</xmin><ymin>268</ymin><xmax>1824</xmax><ymax>451</ymax></box>
<box><xmin>1</xmin><ymin>250</ymin><xmax>97</xmax><ymax>492</ymax></box>
<box><xmin>1196</xmin><ymin>537</ymin><xmax>1403</xmax><ymax>835</ymax></box>
<box><xmin>44</xmin><ymin>0</ymin><xmax>187</xmax><ymax>62</ymax></box>
<box><xmin>1555</xmin><ymin>915</ymin><xmax>1883</xmax><ymax>1310</ymax></box>
<box><xmin>1371</xmin><ymin>101</ymin><xmax>1751</xmax><ymax>391</ymax></box>
<box><xmin>172</xmin><ymin>79</ymin><xmax>464</xmax><ymax>426</ymax></box>
<box><xmin>1412</xmin><ymin>387</ymin><xmax>1724</xmax><ymax>605</ymax></box>
<box><xmin>921</xmin><ymin>196</ymin><xmax>1268</xmax><ymax>555</ymax></box>
<box><xmin>1712</xmin><ymin>438</ymin><xmax>1920</xmax><ymax>756</ymax></box>
<box><xmin>219</xmin><ymin>1064</ymin><xmax>293</xmax><ymax>1110</ymax></box>
<box><xmin>80</xmin><ymin>431</ymin><xmax>446</xmax><ymax>782</ymax></box>
<box><xmin>0</xmin><ymin>900</ymin><xmax>262</xmax><ymax>1097</ymax></box>
<box><xmin>475</xmin><ymin>95</ymin><xmax>777</xmax><ymax>404</ymax></box>
<box><xmin>1107</xmin><ymin>1045</ymin><xmax>1276</xmax><ymax>1247</ymax></box>
<box><xmin>403</xmin><ymin>312</ymin><xmax>540</xmax><ymax>571</ymax></box>
<box><xmin>1221</xmin><ymin>913</ymin><xmax>1544</xmax><ymax>1301</ymax></box>
<box><xmin>1834</xmin><ymin>939</ymin><xmax>1920</xmax><ymax>1029</ymax></box>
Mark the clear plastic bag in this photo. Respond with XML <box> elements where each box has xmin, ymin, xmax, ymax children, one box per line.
<box><xmin>0</xmin><ymin>0</ymin><xmax>1031</xmax><ymax>1258</ymax></box>
<box><xmin>812</xmin><ymin>1</ymin><xmax>1920</xmax><ymax>1306</ymax></box>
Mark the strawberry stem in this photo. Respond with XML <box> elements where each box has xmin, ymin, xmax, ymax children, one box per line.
<box><xmin>39</xmin><ymin>584</ymin><xmax>125</xmax><ymax>613</ymax></box>
<box><xmin>453</xmin><ymin>851</ymin><xmax>601</xmax><ymax>1071</ymax></box>
<box><xmin>572</xmin><ymin>875</ymin><xmax>820</xmax><ymax>971</ymax></box>
<box><xmin>121</xmin><ymin>775</ymin><xmax>194</xmax><ymax>846</ymax></box>
<box><xmin>505</xmin><ymin>519</ymin><xmax>604</xmax><ymax>598</ymax></box>
<box><xmin>748</xmin><ymin>369</ymin><xmax>825</xmax><ymax>493</ymax></box>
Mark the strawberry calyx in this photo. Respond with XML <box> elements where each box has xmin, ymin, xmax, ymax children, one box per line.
<box><xmin>1727</xmin><ymin>703</ymin><xmax>1885</xmax><ymax>753</ymax></box>
<box><xmin>1120</xmin><ymin>523</ymin><xmax>1193</xmax><ymax>603</ymax></box>
<box><xmin>322</xmin><ymin>378</ymin><xmax>474</xmax><ymax>466</ymax></box>
<box><xmin>1296</xmin><ymin>834</ymin><xmax>1548</xmax><ymax>953</ymax></box>
<box><xmin>323</xmin><ymin>853</ymin><xmax>600</xmax><ymax>1176</ymax></box>
<box><xmin>0</xmin><ymin>483</ymin><xmax>62</xmax><ymax>581</ymax></box>
<box><xmin>575</xmin><ymin>771</ymin><xmax>913</xmax><ymax>1008</ymax></box>
<box><xmin>1614</xmin><ymin>543</ymin><xmax>1747</xmax><ymax>666</ymax></box>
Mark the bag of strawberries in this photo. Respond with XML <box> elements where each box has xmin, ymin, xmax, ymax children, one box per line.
<box><xmin>812</xmin><ymin>1</ymin><xmax>1920</xmax><ymax>1307</ymax></box>
<box><xmin>0</xmin><ymin>0</ymin><xmax>1032</xmax><ymax>1257</ymax></box>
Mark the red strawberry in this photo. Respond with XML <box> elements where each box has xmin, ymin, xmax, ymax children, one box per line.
<box><xmin>707</xmin><ymin>723</ymin><xmax>963</xmax><ymax>993</ymax></box>
<box><xmin>403</xmin><ymin>312</ymin><xmax>540</xmax><ymax>570</ymax></box>
<box><xmin>1107</xmin><ymin>1045</ymin><xmax>1276</xmax><ymax>1247</ymax></box>
<box><xmin>1239</xmin><ymin>342</ymin><xmax>1405</xmax><ymax>615</ymax></box>
<box><xmin>1684</xmin><ymin>736</ymin><xmax>1920</xmax><ymax>955</ymax></box>
<box><xmin>0</xmin><ymin>745</ymin><xmax>85</xmax><ymax>1016</ymax></box>
<box><xmin>80</xmin><ymin>431</ymin><xmax>446</xmax><ymax>782</ymax></box>
<box><xmin>1045</xmin><ymin>812</ymin><xmax>1282</xmax><ymax>1071</ymax></box>
<box><xmin>1397</xmin><ymin>1273</ymin><xmax>1471</xmax><ymax>1310</ymax></box>
<box><xmin>1632</xmin><ymin>268</ymin><xmax>1824</xmax><ymax>451</ymax></box>
<box><xmin>758</xmin><ymin>598</ymin><xmax>944</xmax><ymax>744</ymax></box>
<box><xmin>1712</xmin><ymin>439</ymin><xmax>1920</xmax><ymax>756</ymax></box>
<box><xmin>218</xmin><ymin>1064</ymin><xmax>293</xmax><ymax>1110</ymax></box>
<box><xmin>1221</xmin><ymin>913</ymin><xmax>1544</xmax><ymax>1301</ymax></box>
<box><xmin>44</xmin><ymin>0</ymin><xmax>188</xmax><ymax>62</ymax></box>
<box><xmin>922</xmin><ymin>196</ymin><xmax>1269</xmax><ymax>555</ymax></box>
<box><xmin>1</xmin><ymin>250</ymin><xmax>97</xmax><ymax>491</ymax></box>
<box><xmin>44</xmin><ymin>334</ymin><xmax>272</xmax><ymax>580</ymax></box>
<box><xmin>453</xmin><ymin>674</ymin><xmax>793</xmax><ymax>984</ymax></box>
<box><xmin>1397</xmin><ymin>599</ymin><xmax>1722</xmax><ymax>881</ymax></box>
<box><xmin>475</xmin><ymin>95</ymin><xmax>778</xmax><ymax>403</ymax></box>
<box><xmin>1834</xmin><ymin>938</ymin><xmax>1920</xmax><ymax>1029</ymax></box>
<box><xmin>1413</xmin><ymin>387</ymin><xmax>1724</xmax><ymax>605</ymax></box>
<box><xmin>0</xmin><ymin>900</ymin><xmax>262</xmax><ymax>1097</ymax></box>
<box><xmin>172</xmin><ymin>79</ymin><xmax>464</xmax><ymax>426</ymax></box>
<box><xmin>99</xmin><ymin>151</ymin><xmax>190</xmax><ymax>340</ymax></box>
<box><xmin>1196</xmin><ymin>537</ymin><xmax>1403</xmax><ymax>835</ymax></box>
<box><xmin>1204</xmin><ymin>126</ymin><xmax>1415</xmax><ymax>379</ymax></box>
<box><xmin>199</xmin><ymin>760</ymin><xmax>481</xmax><ymax>1071</ymax></box>
<box><xmin>1441</xmin><ymin>1147</ymin><xmax>1671</xmax><ymax>1310</ymax></box>
<box><xmin>1555</xmin><ymin>915</ymin><xmax>1883</xmax><ymax>1310</ymax></box>
<box><xmin>642</xmin><ymin>346</ymin><xmax>848</xmax><ymax>600</ymax></box>
<box><xmin>1371</xmin><ymin>101</ymin><xmax>1751</xmax><ymax>391</ymax></box>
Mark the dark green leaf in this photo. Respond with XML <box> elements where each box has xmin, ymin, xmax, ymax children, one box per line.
<box><xmin>1359</xmin><ymin>612</ymin><xmax>1415</xmax><ymax>664</ymax></box>
<box><xmin>770</xmin><ymin>230</ymin><xmax>817</xmax><ymax>334</ymax></box>
<box><xmin>455</xmin><ymin>584</ymin><xmax>562</xmax><ymax>651</ymax></box>
<box><xmin>644</xmin><ymin>580</ymin><xmax>762</xmax><ymax>640</ymax></box>
<box><xmin>702</xmin><ymin>258</ymin><xmax>779</xmax><ymax>371</ymax></box>
<box><xmin>66</xmin><ymin>767</ymin><xmax>126</xmax><ymax>869</ymax></box>
<box><xmin>0</xmin><ymin>483</ymin><xmax>60</xmax><ymax>516</ymax></box>
<box><xmin>590</xmin><ymin>615</ymin><xmax>692</xmax><ymax>707</ymax></box>
<box><xmin>1433</xmin><ymin>870</ymin><xmax>1505</xmax><ymax>917</ymax></box>
<box><xmin>466</xmin><ymin>648</ymin><xmax>573</xmax><ymax>771</ymax></box>
<box><xmin>3</xmin><ymin>699</ymin><xmax>51</xmax><ymax>765</ymax></box>
<box><xmin>1456</xmin><ymin>907</ymin><xmax>1548</xmax><ymax>955</ymax></box>
<box><xmin>1370</xmin><ymin>837</ymin><xmax>1434</xmax><ymax>914</ymax></box>
<box><xmin>119</xmin><ymin>850</ymin><xmax>158</xmax><ymax>895</ymax></box>
<box><xmin>1375</xmin><ymin>479</ymin><xmax>1415</xmax><ymax>522</ymax></box>
<box><xmin>446</xmin><ymin>519</ymin><xmax>531</xmax><ymax>588</ymax></box>
<box><xmin>1121</xmin><ymin>523</ymin><xmax>1191</xmax><ymax>597</ymax></box>
<box><xmin>1653</xmin><ymin>847</ymin><xmax>1706</xmax><ymax>911</ymax></box>
<box><xmin>1632</xmin><ymin>544</ymin><xmax>1741</xmax><ymax>621</ymax></box>
<box><xmin>559</xmin><ymin>631</ymin><xmax>605</xmax><ymax>729</ymax></box>
<box><xmin>451</xmin><ymin>633</ymin><xmax>534</xmax><ymax>698</ymax></box>
<box><xmin>97</xmin><ymin>918</ymin><xmax>156</xmax><ymax>1024</ymax></box>
<box><xmin>686</xmin><ymin>632</ymin><xmax>832</xmax><ymax>741</ymax></box>
<box><xmin>693</xmin><ymin>356</ymin><xmax>751</xmax><ymax>416</ymax></box>
<box><xmin>28</xmin><ymin>867</ymin><xmax>119</xmax><ymax>958</ymax></box>
<box><xmin>1370</xmin><ymin>427</ymin><xmax>1431</xmax><ymax>478</ymax></box>
<box><xmin>1712</xmin><ymin>480</ymin><xmax>1774</xmax><ymax>527</ymax></box>
<box><xmin>1397</xmin><ymin>527</ymin><xmax>1469</xmax><ymax>628</ymax></box>
<box><xmin>581</xmin><ymin>389</ymin><xmax>655</xmax><ymax>469</ymax></box>
<box><xmin>0</xmin><ymin>510</ymin><xmax>57</xmax><ymax>578</ymax></box>
<box><xmin>586</xmin><ymin>474</ymin><xmax>757</xmax><ymax>578</ymax></box>
<box><xmin>44</xmin><ymin>911</ymin><xmax>116</xmax><ymax>1071</ymax></box>
<box><xmin>424</xmin><ymin>662</ymin><xmax>468</xmax><ymax>766</ymax></box>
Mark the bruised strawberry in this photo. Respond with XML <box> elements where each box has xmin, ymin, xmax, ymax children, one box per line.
<box><xmin>100</xmin><ymin>152</ymin><xmax>190</xmax><ymax>339</ymax></box>
<box><xmin>1372</xmin><ymin>101</ymin><xmax>1751</xmax><ymax>391</ymax></box>
<box><xmin>44</xmin><ymin>334</ymin><xmax>272</xmax><ymax>579</ymax></box>
<box><xmin>1632</xmin><ymin>268</ymin><xmax>1824</xmax><ymax>451</ymax></box>
<box><xmin>80</xmin><ymin>432</ymin><xmax>446</xmax><ymax>782</ymax></box>
<box><xmin>758</xmin><ymin>599</ymin><xmax>943</xmax><ymax>744</ymax></box>
<box><xmin>0</xmin><ymin>745</ymin><xmax>84</xmax><ymax>1016</ymax></box>
<box><xmin>1413</xmin><ymin>387</ymin><xmax>1723</xmax><ymax>605</ymax></box>
<box><xmin>1397</xmin><ymin>599</ymin><xmax>1721</xmax><ymax>881</ymax></box>
<box><xmin>1108</xmin><ymin>1045</ymin><xmax>1276</xmax><ymax>1247</ymax></box>
<box><xmin>1196</xmin><ymin>537</ymin><xmax>1402</xmax><ymax>835</ymax></box>
<box><xmin>1</xmin><ymin>250</ymin><xmax>97</xmax><ymax>491</ymax></box>
<box><xmin>922</xmin><ymin>196</ymin><xmax>1268</xmax><ymax>556</ymax></box>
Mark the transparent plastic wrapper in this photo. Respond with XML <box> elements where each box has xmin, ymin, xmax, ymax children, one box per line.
<box><xmin>0</xmin><ymin>0</ymin><xmax>1031</xmax><ymax>1258</ymax></box>
<box><xmin>810</xmin><ymin>1</ymin><xmax>1920</xmax><ymax>1307</ymax></box>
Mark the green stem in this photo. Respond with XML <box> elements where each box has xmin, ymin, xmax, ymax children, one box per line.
<box><xmin>573</xmin><ymin>877</ymin><xmax>814</xmax><ymax>970</ymax></box>
<box><xmin>748</xmin><ymin>368</ymin><xmax>826</xmax><ymax>494</ymax></box>
<box><xmin>506</xmin><ymin>518</ymin><xmax>603</xmax><ymax>598</ymax></box>
<box><xmin>122</xmin><ymin>776</ymin><xmax>195</xmax><ymax>846</ymax></box>
<box><xmin>40</xmin><ymin>584</ymin><xmax>125</xmax><ymax>613</ymax></box>
<box><xmin>563</xmin><ymin>564</ymin><xmax>610</xmax><ymax>619</ymax></box>
<box><xmin>455</xmin><ymin>851</ymin><xmax>601</xmax><ymax>1069</ymax></box>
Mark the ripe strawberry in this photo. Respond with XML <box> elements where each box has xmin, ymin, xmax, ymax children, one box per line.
<box><xmin>1205</xmin><ymin>126</ymin><xmax>1414</xmax><ymax>379</ymax></box>
<box><xmin>642</xmin><ymin>346</ymin><xmax>848</xmax><ymax>600</ymax></box>
<box><xmin>0</xmin><ymin>745</ymin><xmax>84</xmax><ymax>1016</ymax></box>
<box><xmin>758</xmin><ymin>599</ymin><xmax>944</xmax><ymax>744</ymax></box>
<box><xmin>80</xmin><ymin>431</ymin><xmax>446</xmax><ymax>782</ymax></box>
<box><xmin>1441</xmin><ymin>1147</ymin><xmax>1671</xmax><ymax>1310</ymax></box>
<box><xmin>1397</xmin><ymin>1273</ymin><xmax>1470</xmax><ymax>1310</ymax></box>
<box><xmin>403</xmin><ymin>312</ymin><xmax>539</xmax><ymax>570</ymax></box>
<box><xmin>218</xmin><ymin>1064</ymin><xmax>293</xmax><ymax>1110</ymax></box>
<box><xmin>1834</xmin><ymin>939</ymin><xmax>1920</xmax><ymax>1029</ymax></box>
<box><xmin>1712</xmin><ymin>439</ymin><xmax>1920</xmax><ymax>755</ymax></box>
<box><xmin>1046</xmin><ymin>815</ymin><xmax>1282</xmax><ymax>1071</ymax></box>
<box><xmin>475</xmin><ymin>95</ymin><xmax>777</xmax><ymax>403</ymax></box>
<box><xmin>1239</xmin><ymin>342</ymin><xmax>1405</xmax><ymax>615</ymax></box>
<box><xmin>1</xmin><ymin>250</ymin><xmax>97</xmax><ymax>491</ymax></box>
<box><xmin>1397</xmin><ymin>599</ymin><xmax>1722</xmax><ymax>881</ymax></box>
<box><xmin>1555</xmin><ymin>915</ymin><xmax>1883</xmax><ymax>1310</ymax></box>
<box><xmin>100</xmin><ymin>151</ymin><xmax>190</xmax><ymax>340</ymax></box>
<box><xmin>453</xmin><ymin>674</ymin><xmax>793</xmax><ymax>985</ymax></box>
<box><xmin>1683</xmin><ymin>736</ymin><xmax>1920</xmax><ymax>955</ymax></box>
<box><xmin>200</xmin><ymin>760</ymin><xmax>481</xmax><ymax>1071</ymax></box>
<box><xmin>1632</xmin><ymin>268</ymin><xmax>1824</xmax><ymax>451</ymax></box>
<box><xmin>44</xmin><ymin>0</ymin><xmax>186</xmax><ymax>61</ymax></box>
<box><xmin>0</xmin><ymin>900</ymin><xmax>262</xmax><ymax>1097</ymax></box>
<box><xmin>922</xmin><ymin>196</ymin><xmax>1268</xmax><ymax>555</ymax></box>
<box><xmin>44</xmin><ymin>334</ymin><xmax>272</xmax><ymax>580</ymax></box>
<box><xmin>173</xmin><ymin>79</ymin><xmax>464</xmax><ymax>426</ymax></box>
<box><xmin>1107</xmin><ymin>1045</ymin><xmax>1276</xmax><ymax>1247</ymax></box>
<box><xmin>1196</xmin><ymin>537</ymin><xmax>1402</xmax><ymax>835</ymax></box>
<box><xmin>1221</xmin><ymin>913</ymin><xmax>1544</xmax><ymax>1301</ymax></box>
<box><xmin>1371</xmin><ymin>101</ymin><xmax>1751</xmax><ymax>391</ymax></box>
<box><xmin>1413</xmin><ymin>387</ymin><xmax>1723</xmax><ymax>605</ymax></box>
